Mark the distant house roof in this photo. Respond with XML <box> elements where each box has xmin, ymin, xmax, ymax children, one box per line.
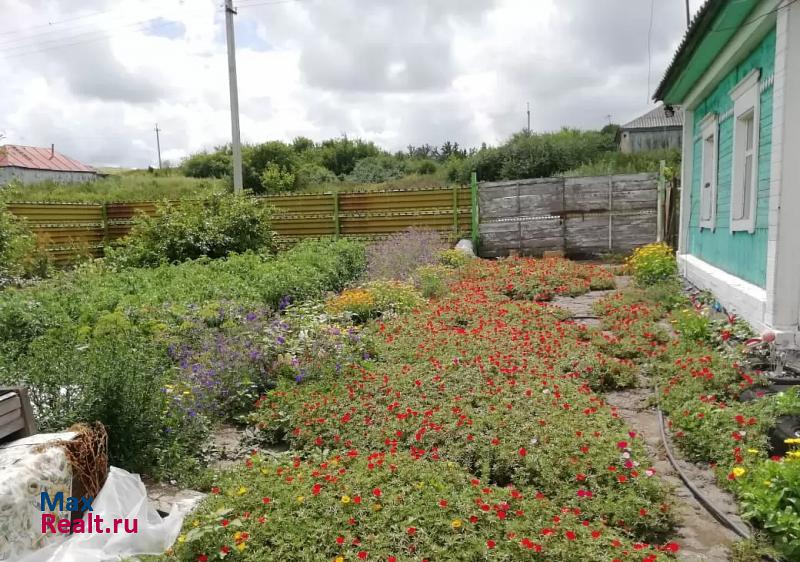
<box><xmin>0</xmin><ymin>145</ymin><xmax>95</xmax><ymax>173</ymax></box>
<box><xmin>621</xmin><ymin>105</ymin><xmax>684</xmax><ymax>130</ymax></box>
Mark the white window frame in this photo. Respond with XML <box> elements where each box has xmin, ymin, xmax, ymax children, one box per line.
<box><xmin>699</xmin><ymin>112</ymin><xmax>719</xmax><ymax>230</ymax></box>
<box><xmin>730</xmin><ymin>69</ymin><xmax>761</xmax><ymax>233</ymax></box>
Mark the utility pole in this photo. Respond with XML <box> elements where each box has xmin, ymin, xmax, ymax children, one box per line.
<box><xmin>685</xmin><ymin>0</ymin><xmax>691</xmax><ymax>27</ymax></box>
<box><xmin>224</xmin><ymin>0</ymin><xmax>244</xmax><ymax>194</ymax></box>
<box><xmin>526</xmin><ymin>102</ymin><xmax>531</xmax><ymax>133</ymax></box>
<box><xmin>154</xmin><ymin>123</ymin><xmax>162</xmax><ymax>169</ymax></box>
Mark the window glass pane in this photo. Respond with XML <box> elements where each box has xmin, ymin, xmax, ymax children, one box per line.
<box><xmin>743</xmin><ymin>154</ymin><xmax>753</xmax><ymax>220</ymax></box>
<box><xmin>701</xmin><ymin>134</ymin><xmax>714</xmax><ymax>221</ymax></box>
<box><xmin>745</xmin><ymin>114</ymin><xmax>755</xmax><ymax>151</ymax></box>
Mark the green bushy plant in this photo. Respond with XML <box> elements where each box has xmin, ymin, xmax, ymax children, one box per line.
<box><xmin>670</xmin><ymin>308</ymin><xmax>712</xmax><ymax>342</ymax></box>
<box><xmin>627</xmin><ymin>243</ymin><xmax>678</xmax><ymax>286</ymax></box>
<box><xmin>0</xmin><ymin>204</ymin><xmax>51</xmax><ymax>284</ymax></box>
<box><xmin>105</xmin><ymin>193</ymin><xmax>276</xmax><ymax>268</ymax></box>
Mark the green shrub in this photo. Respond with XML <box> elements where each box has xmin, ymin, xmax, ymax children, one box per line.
<box><xmin>627</xmin><ymin>242</ymin><xmax>678</xmax><ymax>286</ymax></box>
<box><xmin>0</xmin><ymin>239</ymin><xmax>366</xmax><ymax>476</ymax></box>
<box><xmin>670</xmin><ymin>308</ymin><xmax>712</xmax><ymax>342</ymax></box>
<box><xmin>259</xmin><ymin>164</ymin><xmax>296</xmax><ymax>193</ymax></box>
<box><xmin>437</xmin><ymin>248</ymin><xmax>470</xmax><ymax>269</ymax></box>
<box><xmin>325</xmin><ymin>281</ymin><xmax>423</xmax><ymax>321</ymax></box>
<box><xmin>0</xmin><ymin>204</ymin><xmax>51</xmax><ymax>284</ymax></box>
<box><xmin>413</xmin><ymin>264</ymin><xmax>452</xmax><ymax>298</ymax></box>
<box><xmin>737</xmin><ymin>449</ymin><xmax>800</xmax><ymax>560</ymax></box>
<box><xmin>105</xmin><ymin>193</ymin><xmax>276</xmax><ymax>268</ymax></box>
<box><xmin>346</xmin><ymin>156</ymin><xmax>407</xmax><ymax>183</ymax></box>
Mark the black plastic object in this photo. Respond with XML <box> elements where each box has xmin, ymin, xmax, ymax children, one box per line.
<box><xmin>769</xmin><ymin>415</ymin><xmax>800</xmax><ymax>457</ymax></box>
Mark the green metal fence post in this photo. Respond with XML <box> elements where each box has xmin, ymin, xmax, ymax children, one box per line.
<box><xmin>470</xmin><ymin>172</ymin><xmax>479</xmax><ymax>249</ymax></box>
<box><xmin>332</xmin><ymin>191</ymin><xmax>340</xmax><ymax>239</ymax></box>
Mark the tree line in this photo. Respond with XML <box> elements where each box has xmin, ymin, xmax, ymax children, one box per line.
<box><xmin>181</xmin><ymin>127</ymin><xmax>625</xmax><ymax>194</ymax></box>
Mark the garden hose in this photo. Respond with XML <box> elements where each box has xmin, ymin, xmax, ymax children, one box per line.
<box><xmin>652</xmin><ymin>384</ymin><xmax>785</xmax><ymax>562</ymax></box>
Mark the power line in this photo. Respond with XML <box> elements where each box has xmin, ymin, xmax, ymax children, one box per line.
<box><xmin>0</xmin><ymin>7</ymin><xmax>121</xmax><ymax>37</ymax></box>
<box><xmin>0</xmin><ymin>17</ymin><xmax>184</xmax><ymax>61</ymax></box>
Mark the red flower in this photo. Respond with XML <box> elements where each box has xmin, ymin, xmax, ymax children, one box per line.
<box><xmin>262</xmin><ymin>497</ymin><xmax>271</xmax><ymax>504</ymax></box>
<box><xmin>486</xmin><ymin>540</ymin><xmax>496</xmax><ymax>549</ymax></box>
<box><xmin>336</xmin><ymin>536</ymin><xmax>345</xmax><ymax>545</ymax></box>
<box><xmin>519</xmin><ymin>447</ymin><xmax>528</xmax><ymax>457</ymax></box>
<box><xmin>565</xmin><ymin>530</ymin><xmax>577</xmax><ymax>540</ymax></box>
<box><xmin>439</xmin><ymin>499</ymin><xmax>448</xmax><ymax>508</ymax></box>
<box><xmin>372</xmin><ymin>487</ymin><xmax>382</xmax><ymax>498</ymax></box>
<box><xmin>407</xmin><ymin>527</ymin><xmax>416</xmax><ymax>535</ymax></box>
<box><xmin>211</xmin><ymin>487</ymin><xmax>220</xmax><ymax>495</ymax></box>
<box><xmin>357</xmin><ymin>551</ymin><xmax>368</xmax><ymax>560</ymax></box>
<box><xmin>197</xmin><ymin>556</ymin><xmax>208</xmax><ymax>562</ymax></box>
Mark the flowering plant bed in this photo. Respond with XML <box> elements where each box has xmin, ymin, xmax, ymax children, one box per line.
<box><xmin>161</xmin><ymin>258</ymin><xmax>683</xmax><ymax>562</ymax></box>
<box><xmin>591</xmin><ymin>272</ymin><xmax>800</xmax><ymax>560</ymax></box>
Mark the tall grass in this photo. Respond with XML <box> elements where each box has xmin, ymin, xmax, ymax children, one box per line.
<box><xmin>0</xmin><ymin>170</ymin><xmax>224</xmax><ymax>203</ymax></box>
<box><xmin>0</xmin><ymin>170</ymin><xmax>448</xmax><ymax>203</ymax></box>
<box><xmin>562</xmin><ymin>149</ymin><xmax>681</xmax><ymax>177</ymax></box>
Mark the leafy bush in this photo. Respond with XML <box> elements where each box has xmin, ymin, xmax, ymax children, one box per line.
<box><xmin>182</xmin><ymin>150</ymin><xmax>232</xmax><ymax>179</ymax></box>
<box><xmin>737</xmin><ymin>445</ymin><xmax>800</xmax><ymax>560</ymax></box>
<box><xmin>0</xmin><ymin>239</ymin><xmax>366</xmax><ymax>476</ymax></box>
<box><xmin>346</xmin><ymin>156</ymin><xmax>408</xmax><ymax>183</ymax></box>
<box><xmin>106</xmin><ymin>193</ymin><xmax>276</xmax><ymax>268</ymax></box>
<box><xmin>413</xmin><ymin>264</ymin><xmax>452</xmax><ymax>298</ymax></box>
<box><xmin>365</xmin><ymin>228</ymin><xmax>448</xmax><ymax>282</ymax></box>
<box><xmin>296</xmin><ymin>162</ymin><xmax>338</xmax><ymax>186</ymax></box>
<box><xmin>437</xmin><ymin>248</ymin><xmax>471</xmax><ymax>269</ymax></box>
<box><xmin>627</xmin><ymin>242</ymin><xmax>678</xmax><ymax>286</ymax></box>
<box><xmin>670</xmin><ymin>308</ymin><xmax>712</xmax><ymax>342</ymax></box>
<box><xmin>325</xmin><ymin>281</ymin><xmax>423</xmax><ymax>321</ymax></box>
<box><xmin>0</xmin><ymin>204</ymin><xmax>50</xmax><ymax>285</ymax></box>
<box><xmin>259</xmin><ymin>164</ymin><xmax>296</xmax><ymax>193</ymax></box>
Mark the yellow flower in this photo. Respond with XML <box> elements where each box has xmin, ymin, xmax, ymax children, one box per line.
<box><xmin>788</xmin><ymin>450</ymin><xmax>800</xmax><ymax>459</ymax></box>
<box><xmin>192</xmin><ymin>520</ymin><xmax>199</xmax><ymax>528</ymax></box>
<box><xmin>415</xmin><ymin>481</ymin><xmax>425</xmax><ymax>489</ymax></box>
<box><xmin>237</xmin><ymin>543</ymin><xmax>247</xmax><ymax>552</ymax></box>
<box><xmin>784</xmin><ymin>437</ymin><xmax>800</xmax><ymax>445</ymax></box>
<box><xmin>237</xmin><ymin>486</ymin><xmax>248</xmax><ymax>495</ymax></box>
<box><xmin>341</xmin><ymin>495</ymin><xmax>351</xmax><ymax>504</ymax></box>
<box><xmin>177</xmin><ymin>534</ymin><xmax>186</xmax><ymax>544</ymax></box>
<box><xmin>764</xmin><ymin>480</ymin><xmax>772</xmax><ymax>487</ymax></box>
<box><xmin>747</xmin><ymin>448</ymin><xmax>759</xmax><ymax>454</ymax></box>
<box><xmin>335</xmin><ymin>557</ymin><xmax>344</xmax><ymax>562</ymax></box>
<box><xmin>296</xmin><ymin>495</ymin><xmax>305</xmax><ymax>503</ymax></box>
<box><xmin>234</xmin><ymin>531</ymin><xmax>242</xmax><ymax>541</ymax></box>
<box><xmin>451</xmin><ymin>519</ymin><xmax>462</xmax><ymax>529</ymax></box>
<box><xmin>371</xmin><ymin>503</ymin><xmax>382</xmax><ymax>512</ymax></box>
<box><xmin>260</xmin><ymin>468</ymin><xmax>270</xmax><ymax>476</ymax></box>
<box><xmin>732</xmin><ymin>466</ymin><xmax>746</xmax><ymax>478</ymax></box>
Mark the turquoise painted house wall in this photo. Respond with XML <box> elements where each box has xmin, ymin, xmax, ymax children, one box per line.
<box><xmin>688</xmin><ymin>29</ymin><xmax>776</xmax><ymax>288</ymax></box>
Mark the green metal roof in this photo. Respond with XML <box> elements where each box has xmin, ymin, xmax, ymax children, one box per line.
<box><xmin>655</xmin><ymin>0</ymin><xmax>761</xmax><ymax>104</ymax></box>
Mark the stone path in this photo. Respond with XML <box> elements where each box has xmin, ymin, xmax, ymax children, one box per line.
<box><xmin>556</xmin><ymin>276</ymin><xmax>744</xmax><ymax>562</ymax></box>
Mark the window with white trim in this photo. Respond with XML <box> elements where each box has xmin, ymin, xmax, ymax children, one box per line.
<box><xmin>699</xmin><ymin>113</ymin><xmax>718</xmax><ymax>230</ymax></box>
<box><xmin>730</xmin><ymin>69</ymin><xmax>761</xmax><ymax>233</ymax></box>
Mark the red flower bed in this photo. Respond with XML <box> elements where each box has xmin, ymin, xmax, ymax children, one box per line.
<box><xmin>165</xmin><ymin>258</ymin><xmax>680</xmax><ymax>561</ymax></box>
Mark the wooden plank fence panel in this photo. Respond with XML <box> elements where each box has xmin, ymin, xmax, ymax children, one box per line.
<box><xmin>478</xmin><ymin>172</ymin><xmax>659</xmax><ymax>257</ymax></box>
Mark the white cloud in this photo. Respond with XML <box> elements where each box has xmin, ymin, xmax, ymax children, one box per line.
<box><xmin>0</xmin><ymin>0</ymin><xmax>703</xmax><ymax>168</ymax></box>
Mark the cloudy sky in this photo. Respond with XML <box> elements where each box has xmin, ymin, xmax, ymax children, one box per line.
<box><xmin>1</xmin><ymin>0</ymin><xmax>703</xmax><ymax>168</ymax></box>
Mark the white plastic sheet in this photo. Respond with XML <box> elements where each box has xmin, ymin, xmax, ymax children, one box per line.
<box><xmin>17</xmin><ymin>467</ymin><xmax>184</xmax><ymax>562</ymax></box>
